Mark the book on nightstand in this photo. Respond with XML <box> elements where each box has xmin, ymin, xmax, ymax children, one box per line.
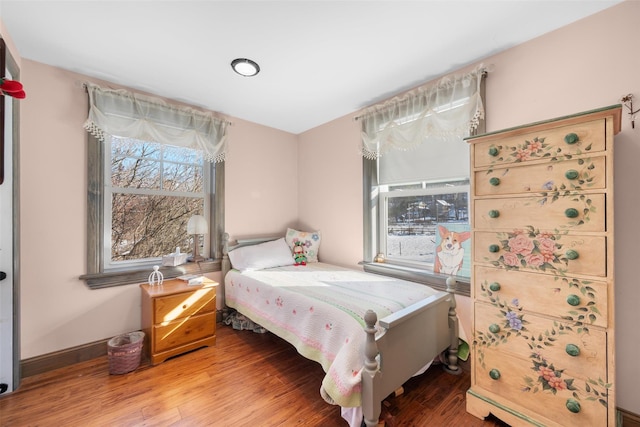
<box><xmin>176</xmin><ymin>274</ymin><xmax>205</xmax><ymax>285</ymax></box>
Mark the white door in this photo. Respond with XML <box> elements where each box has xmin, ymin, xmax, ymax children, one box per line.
<box><xmin>0</xmin><ymin>70</ymin><xmax>16</xmax><ymax>395</ymax></box>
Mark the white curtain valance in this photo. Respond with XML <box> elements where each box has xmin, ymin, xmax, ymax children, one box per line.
<box><xmin>360</xmin><ymin>66</ymin><xmax>486</xmax><ymax>160</ymax></box>
<box><xmin>83</xmin><ymin>83</ymin><xmax>229</xmax><ymax>163</ymax></box>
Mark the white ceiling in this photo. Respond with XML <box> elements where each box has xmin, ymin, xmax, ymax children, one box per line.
<box><xmin>0</xmin><ymin>0</ymin><xmax>623</xmax><ymax>134</ymax></box>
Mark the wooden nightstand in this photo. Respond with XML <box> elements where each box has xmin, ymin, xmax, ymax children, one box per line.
<box><xmin>140</xmin><ymin>278</ymin><xmax>217</xmax><ymax>365</ymax></box>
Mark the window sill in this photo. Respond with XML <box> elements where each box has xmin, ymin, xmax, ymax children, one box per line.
<box><xmin>80</xmin><ymin>258</ymin><xmax>222</xmax><ymax>289</ymax></box>
<box><xmin>360</xmin><ymin>261</ymin><xmax>470</xmax><ymax>297</ymax></box>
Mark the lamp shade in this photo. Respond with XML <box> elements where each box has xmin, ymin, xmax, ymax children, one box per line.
<box><xmin>187</xmin><ymin>215</ymin><xmax>208</xmax><ymax>234</ymax></box>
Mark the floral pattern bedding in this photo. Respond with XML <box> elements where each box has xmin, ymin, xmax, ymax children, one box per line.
<box><xmin>224</xmin><ymin>262</ymin><xmax>440</xmax><ymax>408</ymax></box>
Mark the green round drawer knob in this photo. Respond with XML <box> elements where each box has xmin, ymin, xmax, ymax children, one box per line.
<box><xmin>488</xmin><ymin>323</ymin><xmax>501</xmax><ymax>333</ymax></box>
<box><xmin>564</xmin><ymin>133</ymin><xmax>580</xmax><ymax>145</ymax></box>
<box><xmin>489</xmin><ymin>282</ymin><xmax>501</xmax><ymax>292</ymax></box>
<box><xmin>488</xmin><ymin>146</ymin><xmax>500</xmax><ymax>157</ymax></box>
<box><xmin>565</xmin><ymin>169</ymin><xmax>579</xmax><ymax>180</ymax></box>
<box><xmin>489</xmin><ymin>369</ymin><xmax>501</xmax><ymax>380</ymax></box>
<box><xmin>566</xmin><ymin>294</ymin><xmax>581</xmax><ymax>306</ymax></box>
<box><xmin>566</xmin><ymin>344</ymin><xmax>581</xmax><ymax>357</ymax></box>
<box><xmin>565</xmin><ymin>208</ymin><xmax>579</xmax><ymax>218</ymax></box>
<box><xmin>488</xmin><ymin>244</ymin><xmax>500</xmax><ymax>253</ymax></box>
<box><xmin>566</xmin><ymin>398</ymin><xmax>581</xmax><ymax>413</ymax></box>
<box><xmin>489</xmin><ymin>177</ymin><xmax>501</xmax><ymax>186</ymax></box>
<box><xmin>488</xmin><ymin>210</ymin><xmax>500</xmax><ymax>218</ymax></box>
<box><xmin>566</xmin><ymin>249</ymin><xmax>579</xmax><ymax>260</ymax></box>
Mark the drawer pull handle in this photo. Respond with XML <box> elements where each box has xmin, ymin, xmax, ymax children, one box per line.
<box><xmin>566</xmin><ymin>294</ymin><xmax>581</xmax><ymax>306</ymax></box>
<box><xmin>488</xmin><ymin>244</ymin><xmax>500</xmax><ymax>253</ymax></box>
<box><xmin>183</xmin><ymin>304</ymin><xmax>187</xmax><ymax>309</ymax></box>
<box><xmin>488</xmin><ymin>324</ymin><xmax>501</xmax><ymax>333</ymax></box>
<box><xmin>489</xmin><ymin>282</ymin><xmax>501</xmax><ymax>292</ymax></box>
<box><xmin>488</xmin><ymin>146</ymin><xmax>500</xmax><ymax>157</ymax></box>
<box><xmin>489</xmin><ymin>369</ymin><xmax>501</xmax><ymax>380</ymax></box>
<box><xmin>566</xmin><ymin>398</ymin><xmax>581</xmax><ymax>414</ymax></box>
<box><xmin>564</xmin><ymin>133</ymin><xmax>580</xmax><ymax>145</ymax></box>
<box><xmin>489</xmin><ymin>177</ymin><xmax>501</xmax><ymax>186</ymax></box>
<box><xmin>565</xmin><ymin>344</ymin><xmax>581</xmax><ymax>357</ymax></box>
<box><xmin>565</xmin><ymin>169</ymin><xmax>579</xmax><ymax>180</ymax></box>
<box><xmin>564</xmin><ymin>208</ymin><xmax>579</xmax><ymax>218</ymax></box>
<box><xmin>565</xmin><ymin>249</ymin><xmax>579</xmax><ymax>260</ymax></box>
<box><xmin>488</xmin><ymin>210</ymin><xmax>500</xmax><ymax>218</ymax></box>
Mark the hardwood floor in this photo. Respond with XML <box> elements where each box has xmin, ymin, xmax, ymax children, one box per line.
<box><xmin>0</xmin><ymin>324</ymin><xmax>508</xmax><ymax>426</ymax></box>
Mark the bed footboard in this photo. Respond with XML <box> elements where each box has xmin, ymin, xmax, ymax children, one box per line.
<box><xmin>361</xmin><ymin>277</ymin><xmax>460</xmax><ymax>427</ymax></box>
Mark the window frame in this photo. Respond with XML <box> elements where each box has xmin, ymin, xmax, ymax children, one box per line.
<box><xmin>81</xmin><ymin>133</ymin><xmax>224</xmax><ymax>289</ymax></box>
<box><xmin>103</xmin><ymin>136</ymin><xmax>210</xmax><ymax>270</ymax></box>
<box><xmin>377</xmin><ymin>179</ymin><xmax>470</xmax><ymax>270</ymax></box>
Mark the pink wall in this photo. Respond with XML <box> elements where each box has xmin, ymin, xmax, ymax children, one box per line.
<box><xmin>298</xmin><ymin>116</ymin><xmax>362</xmax><ymax>267</ymax></box>
<box><xmin>299</xmin><ymin>0</ymin><xmax>640</xmax><ymax>414</ymax></box>
<box><xmin>224</xmin><ymin>118</ymin><xmax>298</xmax><ymax>238</ymax></box>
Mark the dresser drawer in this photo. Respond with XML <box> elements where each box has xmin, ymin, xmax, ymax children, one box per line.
<box><xmin>473</xmin><ymin>118</ymin><xmax>606</xmax><ymax>168</ymax></box>
<box><xmin>153</xmin><ymin>287</ymin><xmax>216</xmax><ymax>323</ymax></box>
<box><xmin>474</xmin><ymin>348</ymin><xmax>608</xmax><ymax>427</ymax></box>
<box><xmin>474</xmin><ymin>301</ymin><xmax>607</xmax><ymax>381</ymax></box>
<box><xmin>474</xmin><ymin>193</ymin><xmax>606</xmax><ymax>232</ymax></box>
<box><xmin>153</xmin><ymin>311</ymin><xmax>216</xmax><ymax>353</ymax></box>
<box><xmin>474</xmin><ymin>231</ymin><xmax>607</xmax><ymax>277</ymax></box>
<box><xmin>474</xmin><ymin>266</ymin><xmax>608</xmax><ymax>328</ymax></box>
<box><xmin>474</xmin><ymin>156</ymin><xmax>606</xmax><ymax>197</ymax></box>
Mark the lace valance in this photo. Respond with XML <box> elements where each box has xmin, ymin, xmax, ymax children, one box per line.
<box><xmin>359</xmin><ymin>66</ymin><xmax>486</xmax><ymax>160</ymax></box>
<box><xmin>83</xmin><ymin>83</ymin><xmax>229</xmax><ymax>163</ymax></box>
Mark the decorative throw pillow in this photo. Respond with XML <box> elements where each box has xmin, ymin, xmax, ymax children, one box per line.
<box><xmin>285</xmin><ymin>228</ymin><xmax>321</xmax><ymax>263</ymax></box>
<box><xmin>228</xmin><ymin>238</ymin><xmax>295</xmax><ymax>271</ymax></box>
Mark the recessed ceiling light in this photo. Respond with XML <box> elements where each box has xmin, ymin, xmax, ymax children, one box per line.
<box><xmin>231</xmin><ymin>58</ymin><xmax>260</xmax><ymax>77</ymax></box>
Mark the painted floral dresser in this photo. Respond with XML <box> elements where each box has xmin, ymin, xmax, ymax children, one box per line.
<box><xmin>465</xmin><ymin>105</ymin><xmax>621</xmax><ymax>427</ymax></box>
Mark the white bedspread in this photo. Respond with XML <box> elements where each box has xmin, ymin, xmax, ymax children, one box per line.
<box><xmin>224</xmin><ymin>262</ymin><xmax>440</xmax><ymax>408</ymax></box>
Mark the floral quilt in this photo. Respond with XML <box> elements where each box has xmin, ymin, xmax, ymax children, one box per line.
<box><xmin>224</xmin><ymin>262</ymin><xmax>440</xmax><ymax>408</ymax></box>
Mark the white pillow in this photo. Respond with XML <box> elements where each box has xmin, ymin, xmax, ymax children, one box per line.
<box><xmin>228</xmin><ymin>238</ymin><xmax>295</xmax><ymax>271</ymax></box>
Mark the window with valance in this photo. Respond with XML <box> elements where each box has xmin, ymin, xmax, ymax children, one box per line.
<box><xmin>361</xmin><ymin>66</ymin><xmax>487</xmax><ymax>295</ymax></box>
<box><xmin>81</xmin><ymin>83</ymin><xmax>229</xmax><ymax>288</ymax></box>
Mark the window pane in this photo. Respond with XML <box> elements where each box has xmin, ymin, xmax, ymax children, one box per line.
<box><xmin>111</xmin><ymin>138</ymin><xmax>161</xmax><ymax>189</ymax></box>
<box><xmin>163</xmin><ymin>162</ymin><xmax>203</xmax><ymax>192</ymax></box>
<box><xmin>111</xmin><ymin>193</ymin><xmax>203</xmax><ymax>261</ymax></box>
<box><xmin>385</xmin><ymin>190</ymin><xmax>469</xmax><ymax>265</ymax></box>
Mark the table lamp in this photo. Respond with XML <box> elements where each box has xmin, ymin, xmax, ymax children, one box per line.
<box><xmin>187</xmin><ymin>214</ymin><xmax>208</xmax><ymax>262</ymax></box>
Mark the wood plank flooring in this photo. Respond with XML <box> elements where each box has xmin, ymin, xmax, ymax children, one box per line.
<box><xmin>0</xmin><ymin>324</ymin><xmax>508</xmax><ymax>426</ymax></box>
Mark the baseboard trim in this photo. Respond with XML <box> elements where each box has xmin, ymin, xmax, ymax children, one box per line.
<box><xmin>21</xmin><ymin>338</ymin><xmax>109</xmax><ymax>378</ymax></box>
<box><xmin>620</xmin><ymin>408</ymin><xmax>640</xmax><ymax>427</ymax></box>
<box><xmin>22</xmin><ymin>312</ymin><xmax>227</xmax><ymax>378</ymax></box>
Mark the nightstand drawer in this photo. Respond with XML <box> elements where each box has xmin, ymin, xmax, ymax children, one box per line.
<box><xmin>473</xmin><ymin>118</ymin><xmax>606</xmax><ymax>168</ymax></box>
<box><xmin>475</xmin><ymin>348</ymin><xmax>608</xmax><ymax>427</ymax></box>
<box><xmin>153</xmin><ymin>287</ymin><xmax>216</xmax><ymax>323</ymax></box>
<box><xmin>154</xmin><ymin>311</ymin><xmax>216</xmax><ymax>353</ymax></box>
<box><xmin>474</xmin><ymin>156</ymin><xmax>606</xmax><ymax>197</ymax></box>
<box><xmin>474</xmin><ymin>231</ymin><xmax>607</xmax><ymax>277</ymax></box>
<box><xmin>474</xmin><ymin>301</ymin><xmax>607</xmax><ymax>381</ymax></box>
<box><xmin>474</xmin><ymin>266</ymin><xmax>608</xmax><ymax>328</ymax></box>
<box><xmin>474</xmin><ymin>193</ymin><xmax>606</xmax><ymax>232</ymax></box>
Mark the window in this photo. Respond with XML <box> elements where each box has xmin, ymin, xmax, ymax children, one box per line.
<box><xmin>81</xmin><ymin>83</ymin><xmax>228</xmax><ymax>288</ymax></box>
<box><xmin>105</xmin><ymin>136</ymin><xmax>209</xmax><ymax>269</ymax></box>
<box><xmin>379</xmin><ymin>178</ymin><xmax>469</xmax><ymax>268</ymax></box>
<box><xmin>361</xmin><ymin>67</ymin><xmax>486</xmax><ymax>294</ymax></box>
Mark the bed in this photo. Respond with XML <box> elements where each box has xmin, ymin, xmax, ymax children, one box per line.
<box><xmin>220</xmin><ymin>231</ymin><xmax>460</xmax><ymax>427</ymax></box>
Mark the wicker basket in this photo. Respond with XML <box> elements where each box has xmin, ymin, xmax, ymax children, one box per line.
<box><xmin>107</xmin><ymin>331</ymin><xmax>145</xmax><ymax>375</ymax></box>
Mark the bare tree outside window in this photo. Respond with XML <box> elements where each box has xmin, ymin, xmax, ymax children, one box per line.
<box><xmin>108</xmin><ymin>137</ymin><xmax>206</xmax><ymax>263</ymax></box>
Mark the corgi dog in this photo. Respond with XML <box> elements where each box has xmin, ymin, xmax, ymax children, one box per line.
<box><xmin>434</xmin><ymin>225</ymin><xmax>471</xmax><ymax>275</ymax></box>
